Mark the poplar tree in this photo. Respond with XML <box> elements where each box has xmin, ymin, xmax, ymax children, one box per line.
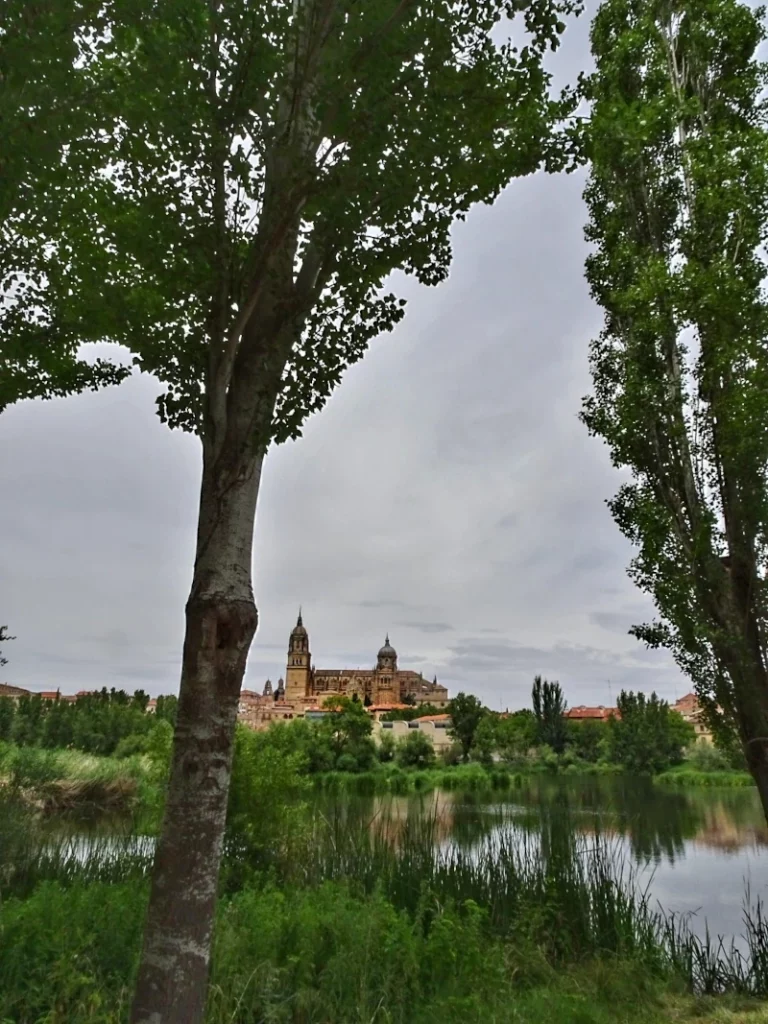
<box><xmin>581</xmin><ymin>0</ymin><xmax>768</xmax><ymax>816</ymax></box>
<box><xmin>2</xmin><ymin>2</ymin><xmax>582</xmax><ymax>1020</ymax></box>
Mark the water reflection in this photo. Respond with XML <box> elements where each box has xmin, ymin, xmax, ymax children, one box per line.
<box><xmin>335</xmin><ymin>778</ymin><xmax>768</xmax><ymax>864</ymax></box>
<box><xmin>316</xmin><ymin>778</ymin><xmax>768</xmax><ymax>946</ymax></box>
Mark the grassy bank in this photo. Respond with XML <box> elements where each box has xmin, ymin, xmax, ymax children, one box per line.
<box><xmin>655</xmin><ymin>767</ymin><xmax>755</xmax><ymax>789</ymax></box>
<box><xmin>0</xmin><ymin>741</ymin><xmax>166</xmax><ymax>820</ymax></box>
<box><xmin>4</xmin><ymin>875</ymin><xmax>768</xmax><ymax>1024</ymax></box>
<box><xmin>313</xmin><ymin>761</ymin><xmax>753</xmax><ymax>795</ymax></box>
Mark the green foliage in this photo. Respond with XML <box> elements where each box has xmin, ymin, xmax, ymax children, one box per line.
<box><xmin>609</xmin><ymin>692</ymin><xmax>695</xmax><ymax>774</ymax></box>
<box><xmin>395</xmin><ymin>730</ymin><xmax>437</xmax><ymax>769</ymax></box>
<box><xmin>0</xmin><ymin>696</ymin><xmax>15</xmax><ymax>740</ymax></box>
<box><xmin>225</xmin><ymin>725</ymin><xmax>309</xmax><ymax>876</ymax></box>
<box><xmin>532</xmin><ymin>676</ymin><xmax>568</xmax><ymax>753</ymax></box>
<box><xmin>377</xmin><ymin>729</ymin><xmax>396</xmax><ymax>763</ymax></box>
<box><xmin>0</xmin><ymin>876</ymin><xmax>695</xmax><ymax>1024</ymax></box>
<box><xmin>448</xmin><ymin>692</ymin><xmax>487</xmax><ymax>761</ymax></box>
<box><xmin>320</xmin><ymin>696</ymin><xmax>377</xmax><ymax>772</ymax></box>
<box><xmin>685</xmin><ymin>741</ymin><xmax>733</xmax><ymax>774</ymax></box>
<box><xmin>471</xmin><ymin>714</ymin><xmax>499</xmax><ymax>765</ymax></box>
<box><xmin>0</xmin><ymin>4</ymin><xmax>131</xmax><ymax>410</ymax></box>
<box><xmin>579</xmin><ymin>0</ymin><xmax>768</xmax><ymax>787</ymax></box>
<box><xmin>2</xmin><ymin>0</ymin><xmax>583</xmax><ymax>441</ymax></box>
<box><xmin>655</xmin><ymin>768</ymin><xmax>754</xmax><ymax>788</ymax></box>
<box><xmin>566</xmin><ymin>718</ymin><xmax>609</xmax><ymax>763</ymax></box>
<box><xmin>2</xmin><ymin>687</ymin><xmax>175</xmax><ymax>757</ymax></box>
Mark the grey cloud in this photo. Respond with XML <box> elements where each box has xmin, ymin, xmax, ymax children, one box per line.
<box><xmin>590</xmin><ymin>610</ymin><xmax>637</xmax><ymax>634</ymax></box>
<box><xmin>398</xmin><ymin>621</ymin><xmax>453</xmax><ymax>634</ymax></box>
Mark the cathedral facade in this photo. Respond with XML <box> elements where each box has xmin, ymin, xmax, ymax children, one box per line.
<box><xmin>283</xmin><ymin>612</ymin><xmax>449</xmax><ymax>708</ymax></box>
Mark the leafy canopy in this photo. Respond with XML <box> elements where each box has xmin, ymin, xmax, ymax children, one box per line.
<box><xmin>0</xmin><ymin>1</ymin><xmax>131</xmax><ymax>409</ymax></box>
<box><xmin>3</xmin><ymin>0</ymin><xmax>582</xmax><ymax>446</ymax></box>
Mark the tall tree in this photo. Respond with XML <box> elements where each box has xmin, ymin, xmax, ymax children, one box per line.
<box><xmin>531</xmin><ymin>674</ymin><xmax>567</xmax><ymax>752</ymax></box>
<box><xmin>608</xmin><ymin>690</ymin><xmax>694</xmax><ymax>773</ymax></box>
<box><xmin>580</xmin><ymin>0</ymin><xmax>768</xmax><ymax>817</ymax></box>
<box><xmin>448</xmin><ymin>691</ymin><xmax>487</xmax><ymax>760</ymax></box>
<box><xmin>4</xmin><ymin>2</ymin><xmax>582</xmax><ymax>1019</ymax></box>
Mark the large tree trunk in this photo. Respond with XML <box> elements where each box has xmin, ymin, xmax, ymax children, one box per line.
<box><xmin>130</xmin><ymin>444</ymin><xmax>262</xmax><ymax>1024</ymax></box>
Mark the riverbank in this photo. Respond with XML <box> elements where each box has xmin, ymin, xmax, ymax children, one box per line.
<box><xmin>654</xmin><ymin>766</ymin><xmax>755</xmax><ymax>788</ymax></box>
<box><xmin>2</xmin><ymin>875</ymin><xmax>768</xmax><ymax>1023</ymax></box>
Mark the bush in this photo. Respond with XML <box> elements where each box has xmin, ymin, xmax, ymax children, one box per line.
<box><xmin>378</xmin><ymin>730</ymin><xmax>396</xmax><ymax>763</ymax></box>
<box><xmin>439</xmin><ymin>742</ymin><xmax>463</xmax><ymax>767</ymax></box>
<box><xmin>684</xmin><ymin>742</ymin><xmax>732</xmax><ymax>773</ymax></box>
<box><xmin>396</xmin><ymin>731</ymin><xmax>436</xmax><ymax>769</ymax></box>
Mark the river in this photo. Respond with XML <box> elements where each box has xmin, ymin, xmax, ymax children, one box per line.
<box><xmin>320</xmin><ymin>776</ymin><xmax>768</xmax><ymax>949</ymax></box>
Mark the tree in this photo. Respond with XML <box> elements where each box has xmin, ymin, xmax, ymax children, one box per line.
<box><xmin>377</xmin><ymin>729</ymin><xmax>396</xmax><ymax>763</ymax></box>
<box><xmin>448</xmin><ymin>692</ymin><xmax>486</xmax><ymax>761</ymax></box>
<box><xmin>531</xmin><ymin>675</ymin><xmax>567</xmax><ymax>753</ymax></box>
<box><xmin>0</xmin><ymin>697</ymin><xmax>15</xmax><ymax>741</ymax></box>
<box><xmin>0</xmin><ymin>626</ymin><xmax>15</xmax><ymax>669</ymax></box>
<box><xmin>566</xmin><ymin>717</ymin><xmax>607</xmax><ymax>762</ymax></box>
<box><xmin>496</xmin><ymin>709</ymin><xmax>538</xmax><ymax>761</ymax></box>
<box><xmin>4</xmin><ymin>2</ymin><xmax>582</xmax><ymax>1018</ymax></box>
<box><xmin>580</xmin><ymin>0</ymin><xmax>768</xmax><ymax>818</ymax></box>
<box><xmin>608</xmin><ymin>690</ymin><xmax>695</xmax><ymax>773</ymax></box>
<box><xmin>396</xmin><ymin>729</ymin><xmax>436</xmax><ymax>768</ymax></box>
<box><xmin>471</xmin><ymin>713</ymin><xmax>500</xmax><ymax>764</ymax></box>
<box><xmin>321</xmin><ymin>695</ymin><xmax>376</xmax><ymax>770</ymax></box>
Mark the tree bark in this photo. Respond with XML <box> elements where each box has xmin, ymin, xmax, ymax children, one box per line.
<box><xmin>130</xmin><ymin>444</ymin><xmax>262</xmax><ymax>1024</ymax></box>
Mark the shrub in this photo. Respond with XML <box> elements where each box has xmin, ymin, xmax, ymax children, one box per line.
<box><xmin>684</xmin><ymin>742</ymin><xmax>732</xmax><ymax>773</ymax></box>
<box><xmin>396</xmin><ymin>731</ymin><xmax>436</xmax><ymax>769</ymax></box>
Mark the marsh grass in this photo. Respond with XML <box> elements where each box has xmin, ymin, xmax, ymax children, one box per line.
<box><xmin>655</xmin><ymin>769</ymin><xmax>755</xmax><ymax>788</ymax></box>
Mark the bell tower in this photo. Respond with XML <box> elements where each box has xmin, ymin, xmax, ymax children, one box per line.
<box><xmin>285</xmin><ymin>609</ymin><xmax>311</xmax><ymax>703</ymax></box>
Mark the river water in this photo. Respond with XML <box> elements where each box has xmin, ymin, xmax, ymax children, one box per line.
<box><xmin>325</xmin><ymin>776</ymin><xmax>768</xmax><ymax>949</ymax></box>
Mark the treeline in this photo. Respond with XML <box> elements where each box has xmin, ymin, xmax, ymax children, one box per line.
<box><xmin>453</xmin><ymin>679</ymin><xmax>744</xmax><ymax>775</ymax></box>
<box><xmin>0</xmin><ymin>689</ymin><xmax>178</xmax><ymax>757</ymax></box>
<box><xmin>255</xmin><ymin>697</ymin><xmax>441</xmax><ymax>775</ymax></box>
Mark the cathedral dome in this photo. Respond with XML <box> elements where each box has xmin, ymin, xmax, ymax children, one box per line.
<box><xmin>377</xmin><ymin>634</ymin><xmax>396</xmax><ymax>660</ymax></box>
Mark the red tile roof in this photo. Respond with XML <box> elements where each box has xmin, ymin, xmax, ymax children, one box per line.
<box><xmin>566</xmin><ymin>705</ymin><xmax>618</xmax><ymax>721</ymax></box>
<box><xmin>413</xmin><ymin>713</ymin><xmax>451</xmax><ymax>723</ymax></box>
<box><xmin>38</xmin><ymin>691</ymin><xmax>60</xmax><ymax>700</ymax></box>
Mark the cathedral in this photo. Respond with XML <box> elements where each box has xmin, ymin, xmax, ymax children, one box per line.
<box><xmin>283</xmin><ymin>612</ymin><xmax>449</xmax><ymax>708</ymax></box>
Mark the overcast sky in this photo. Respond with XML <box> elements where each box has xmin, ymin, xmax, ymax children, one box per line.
<box><xmin>0</xmin><ymin>5</ymin><xmax>692</xmax><ymax>709</ymax></box>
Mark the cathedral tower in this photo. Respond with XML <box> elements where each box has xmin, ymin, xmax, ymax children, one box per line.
<box><xmin>285</xmin><ymin>609</ymin><xmax>311</xmax><ymax>703</ymax></box>
<box><xmin>374</xmin><ymin>634</ymin><xmax>398</xmax><ymax>704</ymax></box>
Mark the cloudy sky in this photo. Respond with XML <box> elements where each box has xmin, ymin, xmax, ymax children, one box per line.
<box><xmin>0</xmin><ymin>5</ymin><xmax>691</xmax><ymax>709</ymax></box>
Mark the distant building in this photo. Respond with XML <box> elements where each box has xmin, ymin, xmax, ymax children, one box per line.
<box><xmin>372</xmin><ymin>713</ymin><xmax>453</xmax><ymax>752</ymax></box>
<box><xmin>673</xmin><ymin>693</ymin><xmax>713</xmax><ymax>743</ymax></box>
<box><xmin>566</xmin><ymin>705</ymin><xmax>618</xmax><ymax>722</ymax></box>
<box><xmin>0</xmin><ymin>683</ymin><xmax>30</xmax><ymax>700</ymax></box>
<box><xmin>284</xmin><ymin>611</ymin><xmax>449</xmax><ymax>708</ymax></box>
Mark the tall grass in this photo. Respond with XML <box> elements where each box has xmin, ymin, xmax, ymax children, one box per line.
<box><xmin>655</xmin><ymin>768</ymin><xmax>755</xmax><ymax>788</ymax></box>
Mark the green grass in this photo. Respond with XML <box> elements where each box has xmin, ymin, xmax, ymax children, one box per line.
<box><xmin>654</xmin><ymin>768</ymin><xmax>755</xmax><ymax>788</ymax></box>
<box><xmin>2</xmin><ymin>876</ymin><xmax>767</xmax><ymax>1023</ymax></box>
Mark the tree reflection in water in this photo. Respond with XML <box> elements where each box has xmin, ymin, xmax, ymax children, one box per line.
<box><xmin>314</xmin><ymin>777</ymin><xmax>768</xmax><ymax>868</ymax></box>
